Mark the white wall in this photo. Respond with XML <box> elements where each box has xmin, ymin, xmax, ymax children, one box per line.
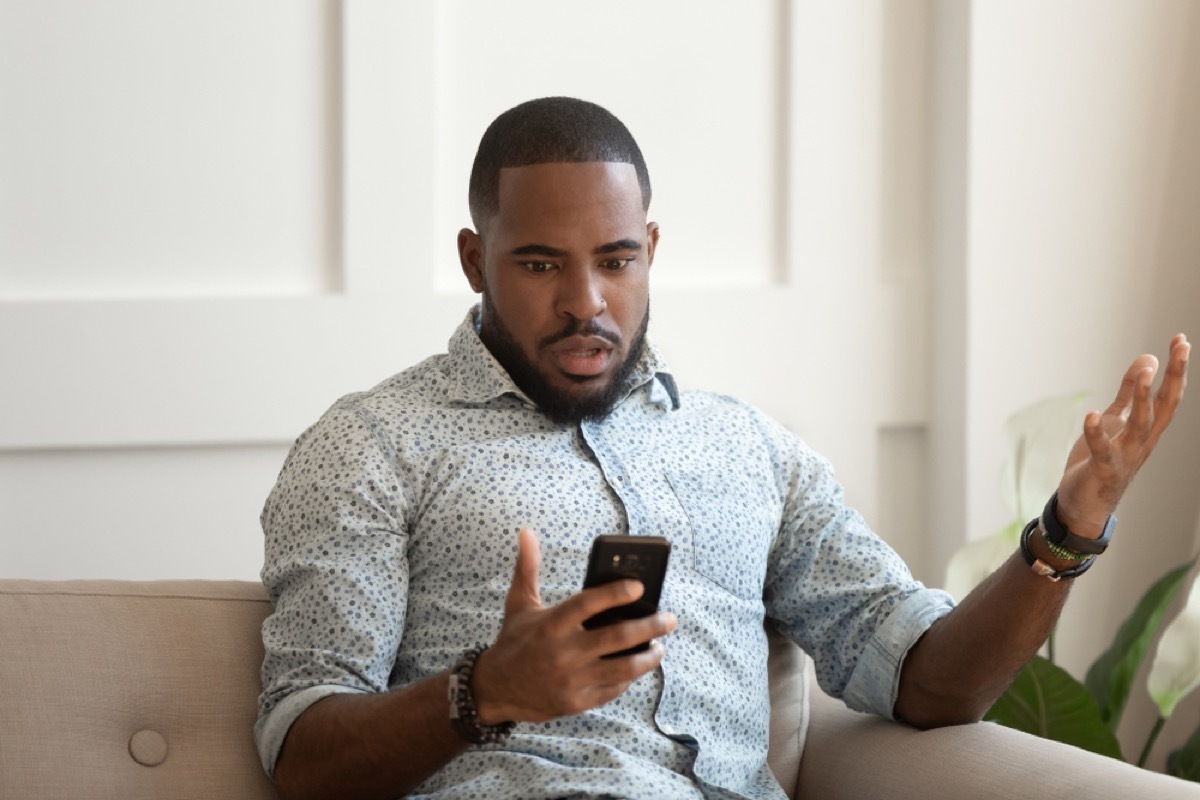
<box><xmin>957</xmin><ymin>0</ymin><xmax>1200</xmax><ymax>766</ymax></box>
<box><xmin>1</xmin><ymin>0</ymin><xmax>933</xmax><ymax>581</ymax></box>
<box><xmin>2</xmin><ymin>0</ymin><xmax>1199</xmax><ymax>765</ymax></box>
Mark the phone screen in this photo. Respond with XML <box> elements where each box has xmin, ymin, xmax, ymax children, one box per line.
<box><xmin>582</xmin><ymin>535</ymin><xmax>671</xmax><ymax>657</ymax></box>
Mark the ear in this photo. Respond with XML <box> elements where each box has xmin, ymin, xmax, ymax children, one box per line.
<box><xmin>458</xmin><ymin>228</ymin><xmax>485</xmax><ymax>294</ymax></box>
<box><xmin>645</xmin><ymin>221</ymin><xmax>660</xmax><ymax>268</ymax></box>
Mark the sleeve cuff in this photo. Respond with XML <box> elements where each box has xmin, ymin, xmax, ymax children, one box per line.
<box><xmin>841</xmin><ymin>587</ymin><xmax>955</xmax><ymax>720</ymax></box>
<box><xmin>254</xmin><ymin>685</ymin><xmax>369</xmax><ymax>778</ymax></box>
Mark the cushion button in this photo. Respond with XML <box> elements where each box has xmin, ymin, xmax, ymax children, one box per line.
<box><xmin>128</xmin><ymin>730</ymin><xmax>168</xmax><ymax>767</ymax></box>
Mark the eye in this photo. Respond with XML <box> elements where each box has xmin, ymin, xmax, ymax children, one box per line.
<box><xmin>600</xmin><ymin>257</ymin><xmax>635</xmax><ymax>271</ymax></box>
<box><xmin>519</xmin><ymin>261</ymin><xmax>557</xmax><ymax>274</ymax></box>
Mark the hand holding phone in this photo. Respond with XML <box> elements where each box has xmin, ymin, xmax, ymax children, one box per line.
<box><xmin>582</xmin><ymin>535</ymin><xmax>671</xmax><ymax>658</ymax></box>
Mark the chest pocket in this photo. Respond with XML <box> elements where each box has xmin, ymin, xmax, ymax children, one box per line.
<box><xmin>666</xmin><ymin>468</ymin><xmax>778</xmax><ymax>602</ymax></box>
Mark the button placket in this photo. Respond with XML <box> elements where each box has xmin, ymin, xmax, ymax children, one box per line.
<box><xmin>580</xmin><ymin>422</ymin><xmax>644</xmax><ymax>534</ymax></box>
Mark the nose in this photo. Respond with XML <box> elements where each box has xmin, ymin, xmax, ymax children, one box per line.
<box><xmin>554</xmin><ymin>266</ymin><xmax>605</xmax><ymax>321</ymax></box>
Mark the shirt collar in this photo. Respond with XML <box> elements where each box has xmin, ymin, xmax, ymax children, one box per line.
<box><xmin>446</xmin><ymin>306</ymin><xmax>680</xmax><ymax>412</ymax></box>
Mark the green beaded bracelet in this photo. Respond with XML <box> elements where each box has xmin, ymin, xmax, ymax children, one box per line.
<box><xmin>1039</xmin><ymin>521</ymin><xmax>1091</xmax><ymax>562</ymax></box>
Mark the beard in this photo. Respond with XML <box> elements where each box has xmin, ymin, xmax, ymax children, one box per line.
<box><xmin>479</xmin><ymin>296</ymin><xmax>650</xmax><ymax>425</ymax></box>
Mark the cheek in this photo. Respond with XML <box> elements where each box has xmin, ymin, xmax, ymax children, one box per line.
<box><xmin>487</xmin><ymin>282</ymin><xmax>551</xmax><ymax>342</ymax></box>
<box><xmin>483</xmin><ymin>272</ymin><xmax>529</xmax><ymax>315</ymax></box>
<box><xmin>613</xmin><ymin>284</ymin><xmax>649</xmax><ymax>324</ymax></box>
<box><xmin>496</xmin><ymin>288</ymin><xmax>547</xmax><ymax>327</ymax></box>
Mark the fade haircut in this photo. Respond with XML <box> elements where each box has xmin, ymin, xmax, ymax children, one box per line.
<box><xmin>467</xmin><ymin>97</ymin><xmax>652</xmax><ymax>232</ymax></box>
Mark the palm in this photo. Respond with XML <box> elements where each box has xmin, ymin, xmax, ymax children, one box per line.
<box><xmin>1056</xmin><ymin>336</ymin><xmax>1189</xmax><ymax>534</ymax></box>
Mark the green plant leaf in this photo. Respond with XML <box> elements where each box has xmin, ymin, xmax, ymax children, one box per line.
<box><xmin>1167</xmin><ymin>722</ymin><xmax>1200</xmax><ymax>782</ymax></box>
<box><xmin>1148</xmin><ymin>564</ymin><xmax>1200</xmax><ymax>719</ymax></box>
<box><xmin>1084</xmin><ymin>558</ymin><xmax>1197</xmax><ymax>731</ymax></box>
<box><xmin>986</xmin><ymin>655</ymin><xmax>1123</xmax><ymax>759</ymax></box>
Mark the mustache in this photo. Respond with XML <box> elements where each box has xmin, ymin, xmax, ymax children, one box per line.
<box><xmin>539</xmin><ymin>318</ymin><xmax>621</xmax><ymax>349</ymax></box>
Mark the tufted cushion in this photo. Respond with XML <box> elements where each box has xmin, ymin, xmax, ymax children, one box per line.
<box><xmin>0</xmin><ymin>580</ymin><xmax>278</xmax><ymax>800</ymax></box>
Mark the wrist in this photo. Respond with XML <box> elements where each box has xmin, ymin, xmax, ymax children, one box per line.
<box><xmin>470</xmin><ymin>647</ymin><xmax>512</xmax><ymax>726</ymax></box>
<box><xmin>448</xmin><ymin>644</ymin><xmax>515</xmax><ymax>745</ymax></box>
<box><xmin>1026</xmin><ymin>523</ymin><xmax>1088</xmax><ymax>570</ymax></box>
<box><xmin>1019</xmin><ymin>517</ymin><xmax>1097</xmax><ymax>582</ymax></box>
<box><xmin>1043</xmin><ymin>491</ymin><xmax>1115</xmax><ymax>554</ymax></box>
<box><xmin>1051</xmin><ymin>492</ymin><xmax>1110</xmax><ymax>540</ymax></box>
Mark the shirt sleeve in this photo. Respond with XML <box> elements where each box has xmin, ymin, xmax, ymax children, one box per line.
<box><xmin>760</xmin><ymin>421</ymin><xmax>955</xmax><ymax>720</ymax></box>
<box><xmin>254</xmin><ymin>399</ymin><xmax>410</xmax><ymax>776</ymax></box>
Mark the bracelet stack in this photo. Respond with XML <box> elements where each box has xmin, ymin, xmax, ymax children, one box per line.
<box><xmin>448</xmin><ymin>644</ymin><xmax>515</xmax><ymax>746</ymax></box>
<box><xmin>1019</xmin><ymin>517</ymin><xmax>1096</xmax><ymax>582</ymax></box>
<box><xmin>1018</xmin><ymin>491</ymin><xmax>1117</xmax><ymax>582</ymax></box>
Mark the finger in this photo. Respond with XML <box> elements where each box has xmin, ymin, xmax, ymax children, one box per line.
<box><xmin>1082</xmin><ymin>410</ymin><xmax>1115</xmax><ymax>473</ymax></box>
<box><xmin>1104</xmin><ymin>354</ymin><xmax>1158</xmax><ymax>420</ymax></box>
<box><xmin>557</xmin><ymin>579</ymin><xmax>645</xmax><ymax>627</ymax></box>
<box><xmin>1154</xmin><ymin>336</ymin><xmax>1190</xmax><ymax>420</ymax></box>
<box><xmin>1170</xmin><ymin>334</ymin><xmax>1190</xmax><ymax>385</ymax></box>
<box><xmin>1141</xmin><ymin>336</ymin><xmax>1190</xmax><ymax>456</ymax></box>
<box><xmin>1122</xmin><ymin>366</ymin><xmax>1156</xmax><ymax>448</ymax></box>
<box><xmin>585</xmin><ymin>611</ymin><xmax>677</xmax><ymax>660</ymax></box>
<box><xmin>505</xmin><ymin>528</ymin><xmax>543</xmax><ymax>614</ymax></box>
<box><xmin>594</xmin><ymin>639</ymin><xmax>669</xmax><ymax>682</ymax></box>
<box><xmin>539</xmin><ymin>639</ymin><xmax>668</xmax><ymax>719</ymax></box>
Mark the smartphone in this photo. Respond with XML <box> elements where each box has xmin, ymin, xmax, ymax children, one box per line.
<box><xmin>582</xmin><ymin>535</ymin><xmax>671</xmax><ymax>658</ymax></box>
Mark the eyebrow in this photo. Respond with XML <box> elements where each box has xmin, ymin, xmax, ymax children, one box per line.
<box><xmin>510</xmin><ymin>243</ymin><xmax>566</xmax><ymax>257</ymax></box>
<box><xmin>595</xmin><ymin>239</ymin><xmax>642</xmax><ymax>254</ymax></box>
<box><xmin>510</xmin><ymin>239</ymin><xmax>642</xmax><ymax>258</ymax></box>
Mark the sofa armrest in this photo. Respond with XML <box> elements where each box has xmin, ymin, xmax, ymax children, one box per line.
<box><xmin>797</xmin><ymin>685</ymin><xmax>1200</xmax><ymax>799</ymax></box>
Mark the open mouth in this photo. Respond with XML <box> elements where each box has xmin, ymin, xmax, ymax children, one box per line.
<box><xmin>552</xmin><ymin>346</ymin><xmax>613</xmax><ymax>377</ymax></box>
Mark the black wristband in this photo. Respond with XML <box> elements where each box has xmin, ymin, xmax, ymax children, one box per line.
<box><xmin>1041</xmin><ymin>491</ymin><xmax>1115</xmax><ymax>556</ymax></box>
<box><xmin>448</xmin><ymin>644</ymin><xmax>515</xmax><ymax>746</ymax></box>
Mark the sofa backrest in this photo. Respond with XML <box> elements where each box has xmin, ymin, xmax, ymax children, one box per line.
<box><xmin>0</xmin><ymin>579</ymin><xmax>809</xmax><ymax>799</ymax></box>
<box><xmin>0</xmin><ymin>580</ymin><xmax>278</xmax><ymax>800</ymax></box>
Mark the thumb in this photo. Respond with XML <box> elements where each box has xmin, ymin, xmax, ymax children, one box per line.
<box><xmin>505</xmin><ymin>528</ymin><xmax>542</xmax><ymax>613</ymax></box>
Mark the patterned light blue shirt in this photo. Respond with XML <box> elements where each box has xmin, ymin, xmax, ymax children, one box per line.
<box><xmin>256</xmin><ymin>307</ymin><xmax>955</xmax><ymax>799</ymax></box>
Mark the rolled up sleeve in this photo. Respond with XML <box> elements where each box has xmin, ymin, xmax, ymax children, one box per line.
<box><xmin>841</xmin><ymin>586</ymin><xmax>955</xmax><ymax>719</ymax></box>
<box><xmin>762</xmin><ymin>426</ymin><xmax>956</xmax><ymax>719</ymax></box>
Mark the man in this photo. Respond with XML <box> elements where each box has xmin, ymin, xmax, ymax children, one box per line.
<box><xmin>256</xmin><ymin>97</ymin><xmax>1190</xmax><ymax>800</ymax></box>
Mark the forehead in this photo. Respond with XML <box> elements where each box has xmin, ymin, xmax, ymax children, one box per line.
<box><xmin>492</xmin><ymin>162</ymin><xmax>645</xmax><ymax>241</ymax></box>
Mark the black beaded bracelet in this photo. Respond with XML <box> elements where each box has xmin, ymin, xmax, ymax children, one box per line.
<box><xmin>448</xmin><ymin>644</ymin><xmax>515</xmax><ymax>746</ymax></box>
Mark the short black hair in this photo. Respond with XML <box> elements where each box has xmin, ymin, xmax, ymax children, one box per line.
<box><xmin>467</xmin><ymin>97</ymin><xmax>652</xmax><ymax>231</ymax></box>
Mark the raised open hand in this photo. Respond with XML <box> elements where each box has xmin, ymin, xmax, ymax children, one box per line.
<box><xmin>1055</xmin><ymin>334</ymin><xmax>1190</xmax><ymax>537</ymax></box>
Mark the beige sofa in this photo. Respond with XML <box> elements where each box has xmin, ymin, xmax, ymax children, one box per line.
<box><xmin>2</xmin><ymin>579</ymin><xmax>1197</xmax><ymax>799</ymax></box>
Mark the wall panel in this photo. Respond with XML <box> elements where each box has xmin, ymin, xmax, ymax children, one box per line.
<box><xmin>0</xmin><ymin>0</ymin><xmax>342</xmax><ymax>300</ymax></box>
<box><xmin>0</xmin><ymin>444</ymin><xmax>286</xmax><ymax>580</ymax></box>
<box><xmin>0</xmin><ymin>1</ymin><xmax>932</xmax><ymax>604</ymax></box>
<box><xmin>429</xmin><ymin>0</ymin><xmax>789</xmax><ymax>292</ymax></box>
